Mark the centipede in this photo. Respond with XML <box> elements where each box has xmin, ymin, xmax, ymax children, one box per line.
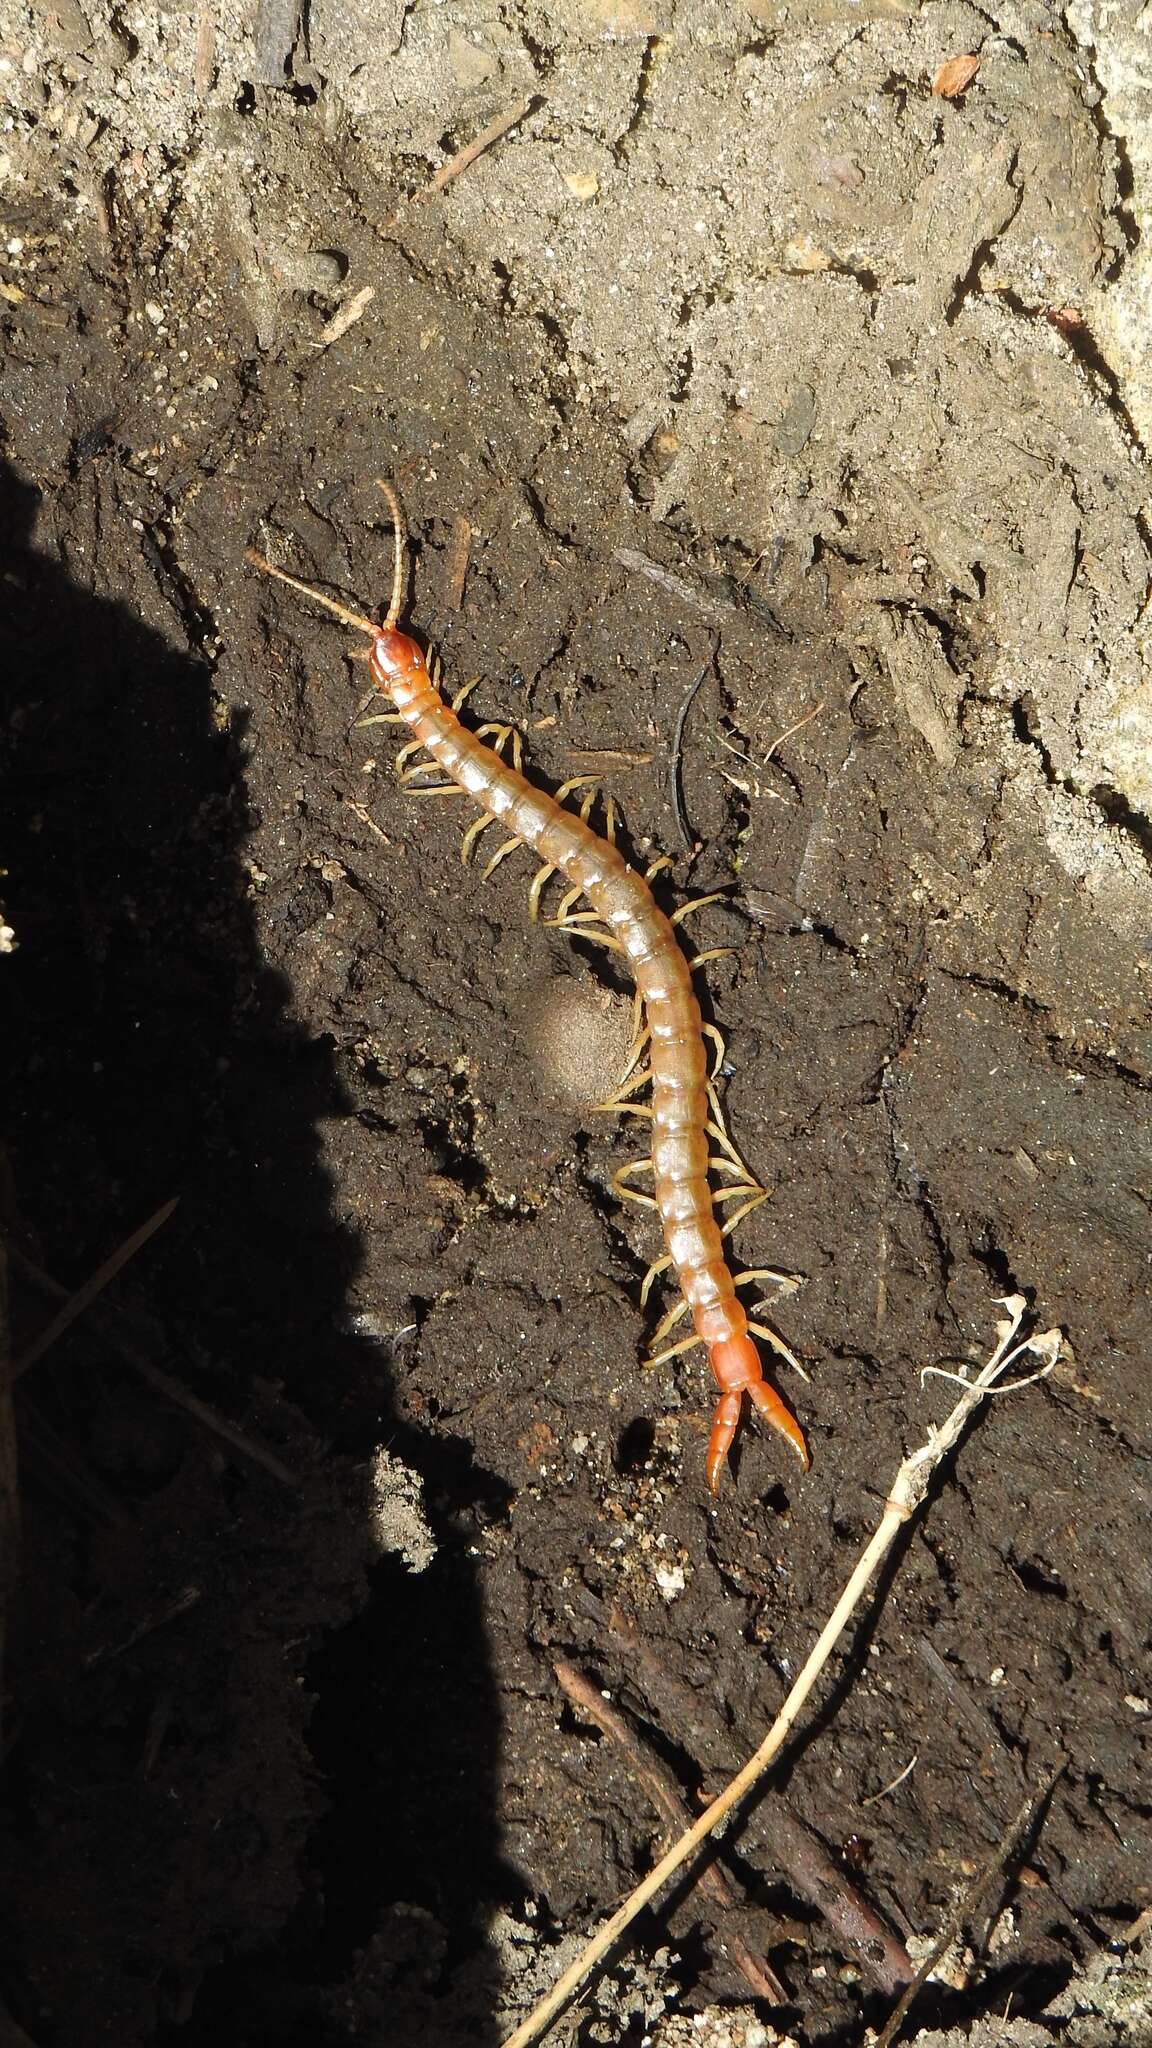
<box><xmin>249</xmin><ymin>484</ymin><xmax>809</xmax><ymax>1490</ymax></box>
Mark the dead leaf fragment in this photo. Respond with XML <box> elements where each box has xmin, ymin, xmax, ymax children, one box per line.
<box><xmin>563</xmin><ymin>171</ymin><xmax>600</xmax><ymax>200</ymax></box>
<box><xmin>932</xmin><ymin>52</ymin><xmax>981</xmax><ymax>98</ymax></box>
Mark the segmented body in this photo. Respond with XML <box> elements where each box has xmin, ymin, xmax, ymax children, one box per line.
<box><xmin>370</xmin><ymin>626</ymin><xmax>808</xmax><ymax>1489</ymax></box>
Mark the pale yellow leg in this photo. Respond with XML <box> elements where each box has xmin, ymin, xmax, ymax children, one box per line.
<box><xmin>592</xmin><ymin>1064</ymin><xmax>654</xmax><ymax>1114</ymax></box>
<box><xmin>612</xmin><ymin>1160</ymin><xmax>658</xmax><ymax>1209</ymax></box>
<box><xmin>450</xmin><ymin>675</ymin><xmax>482</xmax><ymax>713</ymax></box>
<box><xmin>615</xmin><ymin>1012</ymin><xmax>651</xmax><ymax>1088</ymax></box>
<box><xmin>645</xmin><ymin>1330</ymin><xmax>704</xmax><ymax>1371</ymax></box>
<box><xmin>747</xmin><ymin>1321</ymin><xmax>809</xmax><ymax>1380</ymax></box>
<box><xmin>702</xmin><ymin>1022</ymin><xmax>726</xmax><ymax>1078</ymax></box>
<box><xmin>671</xmin><ymin>891</ymin><xmax>728</xmax><ymax>928</ymax></box>
<box><xmin>714</xmin><ymin>1186</ymin><xmax>766</xmax><ymax>1212</ymax></box>
<box><xmin>690</xmin><ymin>947</ymin><xmax>737</xmax><ymax>972</ymax></box>
<box><xmin>553</xmin><ymin>777</ymin><xmax>601</xmax><ymax>804</ymax></box>
<box><xmin>528</xmin><ymin>862</ymin><xmax>557</xmax><ymax>920</ymax></box>
<box><xmin>650</xmin><ymin>1295</ymin><xmax>689</xmax><ymax>1344</ymax></box>
<box><xmin>709</xmin><ymin>1153</ymin><xmax>754</xmax><ymax>1180</ymax></box>
<box><xmin>461</xmin><ymin>811</ymin><xmax>495</xmax><ymax>863</ymax></box>
<box><xmin>481</xmin><ymin>835</ymin><xmax>524</xmax><ymax>879</ymax></box>
<box><xmin>549</xmin><ymin>921</ymin><xmax>626</xmax><ymax>955</ymax></box>
<box><xmin>640</xmin><ymin>1255</ymin><xmax>672</xmax><ymax>1306</ymax></box>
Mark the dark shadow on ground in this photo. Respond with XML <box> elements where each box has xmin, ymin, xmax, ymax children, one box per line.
<box><xmin>0</xmin><ymin>452</ymin><xmax>505</xmax><ymax>2046</ymax></box>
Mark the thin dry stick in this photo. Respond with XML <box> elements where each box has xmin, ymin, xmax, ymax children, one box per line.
<box><xmin>870</xmin><ymin>1752</ymin><xmax>1068</xmax><ymax>2048</ymax></box>
<box><xmin>501</xmin><ymin>1296</ymin><xmax>1061</xmax><ymax>2048</ymax></box>
<box><xmin>599</xmin><ymin>1594</ymin><xmax>913</xmax><ymax>1993</ymax></box>
<box><xmin>315</xmin><ymin>284</ymin><xmax>375</xmax><ymax>351</ymax></box>
<box><xmin>376</xmin><ymin>95</ymin><xmax>538</xmax><ymax>237</ymax></box>
<box><xmin>669</xmin><ymin>638</ymin><xmax>715</xmax><ymax>855</ymax></box>
<box><xmin>447</xmin><ymin>514</ymin><xmax>473</xmax><ymax>610</ymax></box>
<box><xmin>11</xmin><ymin>1198</ymin><xmax>179</xmax><ymax>1382</ymax></box>
<box><xmin>421</xmin><ymin>95</ymin><xmax>536</xmax><ymax>200</ymax></box>
<box><xmin>555</xmin><ymin>1658</ymin><xmax>788</xmax><ymax>2005</ymax></box>
<box><xmin>10</xmin><ymin>1245</ymin><xmax>299</xmax><ymax>1489</ymax></box>
<box><xmin>762</xmin><ymin>699</ymin><xmax>825</xmax><ymax>767</ymax></box>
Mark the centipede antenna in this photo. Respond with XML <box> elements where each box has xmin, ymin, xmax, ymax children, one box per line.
<box><xmin>246</xmin><ymin>549</ymin><xmax>380</xmax><ymax>639</ymax></box>
<box><xmin>375</xmin><ymin>479</ymin><xmax>407</xmax><ymax>628</ymax></box>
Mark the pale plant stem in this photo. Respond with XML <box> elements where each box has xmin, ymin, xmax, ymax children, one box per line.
<box><xmin>501</xmin><ymin>1297</ymin><xmax>1061</xmax><ymax>2048</ymax></box>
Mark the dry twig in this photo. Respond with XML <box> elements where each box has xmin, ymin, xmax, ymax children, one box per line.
<box><xmin>421</xmin><ymin>96</ymin><xmax>536</xmax><ymax>201</ymax></box>
<box><xmin>315</xmin><ymin>284</ymin><xmax>375</xmax><ymax>351</ymax></box>
<box><xmin>597</xmin><ymin>1595</ymin><xmax>914</xmax><ymax>1994</ymax></box>
<box><xmin>501</xmin><ymin>1295</ymin><xmax>1061</xmax><ymax>2048</ymax></box>
<box><xmin>447</xmin><ymin>514</ymin><xmax>473</xmax><ymax>610</ymax></box>
<box><xmin>11</xmin><ymin>1199</ymin><xmax>179</xmax><ymax>1382</ymax></box>
<box><xmin>870</xmin><ymin>1753</ymin><xmax>1068</xmax><ymax>2048</ymax></box>
<box><xmin>669</xmin><ymin>638</ymin><xmax>715</xmax><ymax>855</ymax></box>
<box><xmin>555</xmin><ymin>1658</ymin><xmax>787</xmax><ymax>2004</ymax></box>
<box><xmin>10</xmin><ymin>1242</ymin><xmax>299</xmax><ymax>1489</ymax></box>
<box><xmin>377</xmin><ymin>95</ymin><xmax>539</xmax><ymax>240</ymax></box>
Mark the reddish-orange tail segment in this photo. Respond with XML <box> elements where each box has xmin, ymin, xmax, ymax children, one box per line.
<box><xmin>706</xmin><ymin>1334</ymin><xmax>810</xmax><ymax>1493</ymax></box>
<box><xmin>252</xmin><ymin>495</ymin><xmax>809</xmax><ymax>1489</ymax></box>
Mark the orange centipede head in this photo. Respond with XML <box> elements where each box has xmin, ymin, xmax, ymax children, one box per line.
<box><xmin>370</xmin><ymin>626</ymin><xmax>426</xmax><ymax>696</ymax></box>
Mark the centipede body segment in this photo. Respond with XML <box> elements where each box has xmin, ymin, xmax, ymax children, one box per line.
<box><xmin>251</xmin><ymin>489</ymin><xmax>809</xmax><ymax>1490</ymax></box>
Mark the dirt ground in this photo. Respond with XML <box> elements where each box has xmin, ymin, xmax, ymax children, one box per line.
<box><xmin>2</xmin><ymin>1</ymin><xmax>1150</xmax><ymax>2043</ymax></box>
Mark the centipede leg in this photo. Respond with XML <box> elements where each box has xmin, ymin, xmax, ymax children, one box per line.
<box><xmin>593</xmin><ymin>1064</ymin><xmax>654</xmax><ymax>1115</ymax></box>
<box><xmin>650</xmin><ymin>1296</ymin><xmax>690</xmax><ymax>1346</ymax></box>
<box><xmin>398</xmin><ymin>748</ymin><xmax>468</xmax><ymax>795</ymax></box>
<box><xmin>645</xmin><ymin>1328</ymin><xmax>704</xmax><ymax>1371</ymax></box>
<box><xmin>735</xmin><ymin>1266</ymin><xmax>801</xmax><ymax>1292</ymax></box>
<box><xmin>545</xmin><ymin>787</ymin><xmax>601</xmax><ymax>926</ymax></box>
<box><xmin>670</xmin><ymin>891</ymin><xmax>728</xmax><ymax>928</ymax></box>
<box><xmin>461</xmin><ymin>811</ymin><xmax>495</xmax><ymax>863</ymax></box>
<box><xmin>702</xmin><ymin>1022</ymin><xmax>726</xmax><ymax>1079</ymax></box>
<box><xmin>481</xmin><ymin>835</ymin><xmax>525</xmax><ymax>879</ymax></box>
<box><xmin>640</xmin><ymin>1254</ymin><xmax>672</xmax><ymax>1305</ymax></box>
<box><xmin>714</xmin><ymin>1185</ymin><xmax>766</xmax><ymax>1211</ymax></box>
<box><xmin>550</xmin><ymin>918</ymin><xmax>622</xmax><ymax>950</ymax></box>
<box><xmin>349</xmin><ymin>681</ymin><xmax>385</xmax><ymax>723</ymax></box>
<box><xmin>612</xmin><ymin>1160</ymin><xmax>659</xmax><ymax>1208</ymax></box>
<box><xmin>746</xmin><ymin>1321</ymin><xmax>808</xmax><ymax>1379</ymax></box>
<box><xmin>705</xmin><ymin>1085</ymin><xmax>757</xmax><ymax>1182</ymax></box>
<box><xmin>475</xmin><ymin>722</ymin><xmax>524</xmax><ymax>771</ymax></box>
<box><xmin>528</xmin><ymin>861</ymin><xmax>557</xmax><ymax>919</ymax></box>
<box><xmin>617</xmin><ymin>1011</ymin><xmax>651</xmax><ymax>1084</ymax></box>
